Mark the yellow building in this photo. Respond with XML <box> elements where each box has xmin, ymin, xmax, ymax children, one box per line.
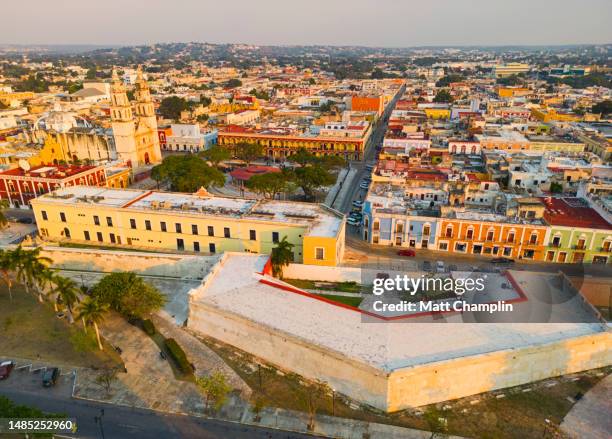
<box><xmin>424</xmin><ymin>108</ymin><xmax>450</xmax><ymax>120</ymax></box>
<box><xmin>31</xmin><ymin>186</ymin><xmax>345</xmax><ymax>266</ymax></box>
<box><xmin>0</xmin><ymin>91</ymin><xmax>35</xmax><ymax>106</ymax></box>
<box><xmin>531</xmin><ymin>107</ymin><xmax>582</xmax><ymax>123</ymax></box>
<box><xmin>496</xmin><ymin>87</ymin><xmax>530</xmax><ymax>98</ymax></box>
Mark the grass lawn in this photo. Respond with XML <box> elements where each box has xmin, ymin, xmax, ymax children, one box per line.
<box><xmin>0</xmin><ymin>286</ymin><xmax>122</xmax><ymax>369</ymax></box>
<box><xmin>198</xmin><ymin>334</ymin><xmax>610</xmax><ymax>438</ymax></box>
<box><xmin>318</xmin><ymin>294</ymin><xmax>363</xmax><ymax>308</ymax></box>
<box><xmin>284</xmin><ymin>279</ymin><xmax>363</xmax><ymax>294</ymax></box>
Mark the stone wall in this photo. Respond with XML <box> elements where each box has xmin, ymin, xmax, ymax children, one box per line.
<box><xmin>387</xmin><ymin>331</ymin><xmax>612</xmax><ymax>410</ymax></box>
<box><xmin>189</xmin><ymin>297</ymin><xmax>612</xmax><ymax>411</ymax></box>
<box><xmin>41</xmin><ymin>246</ymin><xmax>217</xmax><ymax>279</ymax></box>
<box><xmin>188</xmin><ymin>300</ymin><xmax>389</xmax><ymax>410</ymax></box>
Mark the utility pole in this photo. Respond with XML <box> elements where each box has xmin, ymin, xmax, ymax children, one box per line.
<box><xmin>94</xmin><ymin>408</ymin><xmax>105</xmax><ymax>439</ymax></box>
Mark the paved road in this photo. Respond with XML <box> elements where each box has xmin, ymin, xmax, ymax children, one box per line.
<box><xmin>0</xmin><ymin>369</ymin><xmax>321</xmax><ymax>439</ymax></box>
<box><xmin>339</xmin><ymin>86</ymin><xmax>404</xmax><ymax>214</ymax></box>
<box><xmin>1</xmin><ymin>389</ymin><xmax>322</xmax><ymax>439</ymax></box>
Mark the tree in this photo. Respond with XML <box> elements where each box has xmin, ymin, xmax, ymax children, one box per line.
<box><xmin>270</xmin><ymin>236</ymin><xmax>295</xmax><ymax>278</ymax></box>
<box><xmin>0</xmin><ymin>200</ymin><xmax>9</xmax><ymax>229</ymax></box>
<box><xmin>14</xmin><ymin>247</ymin><xmax>52</xmax><ymax>301</ymax></box>
<box><xmin>159</xmin><ymin>96</ymin><xmax>189</xmax><ymax>120</ymax></box>
<box><xmin>246</xmin><ymin>172</ymin><xmax>290</xmax><ymax>199</ymax></box>
<box><xmin>91</xmin><ymin>272</ymin><xmax>166</xmax><ymax>319</ymax></box>
<box><xmin>225</xmin><ymin>78</ymin><xmax>242</xmax><ymax>89</ymax></box>
<box><xmin>151</xmin><ymin>155</ymin><xmax>225</xmax><ymax>192</ymax></box>
<box><xmin>94</xmin><ymin>368</ymin><xmax>118</xmax><ymax>395</ymax></box>
<box><xmin>49</xmin><ymin>275</ymin><xmax>80</xmax><ymax>323</ymax></box>
<box><xmin>0</xmin><ymin>249</ymin><xmax>16</xmax><ymax>301</ymax></box>
<box><xmin>199</xmin><ymin>146</ymin><xmax>231</xmax><ymax>167</ymax></box>
<box><xmin>292</xmin><ymin>165</ymin><xmax>336</xmax><ymax>200</ymax></box>
<box><xmin>234</xmin><ymin>142</ymin><xmax>264</xmax><ymax>166</ymax></box>
<box><xmin>433</xmin><ymin>89</ymin><xmax>453</xmax><ymax>103</ymax></box>
<box><xmin>550</xmin><ymin>182</ymin><xmax>563</xmax><ymax>193</ymax></box>
<box><xmin>86</xmin><ymin>67</ymin><xmax>97</xmax><ymax>80</ymax></box>
<box><xmin>592</xmin><ymin>100</ymin><xmax>612</xmax><ymax>116</ymax></box>
<box><xmin>436</xmin><ymin>74</ymin><xmax>464</xmax><ymax>87</ymax></box>
<box><xmin>196</xmin><ymin>372</ymin><xmax>232</xmax><ymax>412</ymax></box>
<box><xmin>77</xmin><ymin>297</ymin><xmax>109</xmax><ymax>350</ymax></box>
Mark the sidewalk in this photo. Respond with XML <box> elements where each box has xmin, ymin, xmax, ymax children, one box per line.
<box><xmin>561</xmin><ymin>373</ymin><xmax>612</xmax><ymax>439</ymax></box>
<box><xmin>151</xmin><ymin>313</ymin><xmax>251</xmax><ymax>398</ymax></box>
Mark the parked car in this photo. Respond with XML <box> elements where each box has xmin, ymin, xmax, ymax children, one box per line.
<box><xmin>397</xmin><ymin>249</ymin><xmax>416</xmax><ymax>257</ymax></box>
<box><xmin>347</xmin><ymin>218</ymin><xmax>360</xmax><ymax>226</ymax></box>
<box><xmin>42</xmin><ymin>367</ymin><xmax>60</xmax><ymax>387</ymax></box>
<box><xmin>436</xmin><ymin>261</ymin><xmax>445</xmax><ymax>273</ymax></box>
<box><xmin>491</xmin><ymin>257</ymin><xmax>515</xmax><ymax>264</ymax></box>
<box><xmin>0</xmin><ymin>361</ymin><xmax>15</xmax><ymax>380</ymax></box>
<box><xmin>17</xmin><ymin>218</ymin><xmax>33</xmax><ymax>224</ymax></box>
<box><xmin>359</xmin><ymin>183</ymin><xmax>369</xmax><ymax>189</ymax></box>
<box><xmin>352</xmin><ymin>200</ymin><xmax>363</xmax><ymax>208</ymax></box>
<box><xmin>365</xmin><ymin>164</ymin><xmax>374</xmax><ymax>171</ymax></box>
<box><xmin>422</xmin><ymin>261</ymin><xmax>432</xmax><ymax>272</ymax></box>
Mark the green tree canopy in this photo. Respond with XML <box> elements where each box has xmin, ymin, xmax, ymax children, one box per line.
<box><xmin>234</xmin><ymin>142</ymin><xmax>264</xmax><ymax>166</ymax></box>
<box><xmin>225</xmin><ymin>78</ymin><xmax>242</xmax><ymax>88</ymax></box>
<box><xmin>292</xmin><ymin>164</ymin><xmax>336</xmax><ymax>200</ymax></box>
<box><xmin>246</xmin><ymin>171</ymin><xmax>291</xmax><ymax>199</ymax></box>
<box><xmin>151</xmin><ymin>155</ymin><xmax>225</xmax><ymax>192</ymax></box>
<box><xmin>271</xmin><ymin>236</ymin><xmax>295</xmax><ymax>278</ymax></box>
<box><xmin>199</xmin><ymin>146</ymin><xmax>231</xmax><ymax>166</ymax></box>
<box><xmin>435</xmin><ymin>74</ymin><xmax>464</xmax><ymax>87</ymax></box>
<box><xmin>592</xmin><ymin>100</ymin><xmax>612</xmax><ymax>116</ymax></box>
<box><xmin>159</xmin><ymin>96</ymin><xmax>189</xmax><ymax>120</ymax></box>
<box><xmin>433</xmin><ymin>89</ymin><xmax>453</xmax><ymax>103</ymax></box>
<box><xmin>91</xmin><ymin>272</ymin><xmax>166</xmax><ymax>318</ymax></box>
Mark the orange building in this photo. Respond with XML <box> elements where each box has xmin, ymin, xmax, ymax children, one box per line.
<box><xmin>437</xmin><ymin>215</ymin><xmax>548</xmax><ymax>261</ymax></box>
<box><xmin>351</xmin><ymin>96</ymin><xmax>384</xmax><ymax>114</ymax></box>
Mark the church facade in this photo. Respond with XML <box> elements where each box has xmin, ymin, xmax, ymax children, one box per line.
<box><xmin>110</xmin><ymin>66</ymin><xmax>162</xmax><ymax>167</ymax></box>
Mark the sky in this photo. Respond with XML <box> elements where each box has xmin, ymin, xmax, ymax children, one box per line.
<box><xmin>3</xmin><ymin>0</ymin><xmax>611</xmax><ymax>47</ymax></box>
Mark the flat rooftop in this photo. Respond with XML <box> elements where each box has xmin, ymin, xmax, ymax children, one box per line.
<box><xmin>541</xmin><ymin>197</ymin><xmax>612</xmax><ymax>230</ymax></box>
<box><xmin>35</xmin><ymin>186</ymin><xmax>343</xmax><ymax>238</ymax></box>
<box><xmin>191</xmin><ymin>254</ymin><xmax>605</xmax><ymax>372</ymax></box>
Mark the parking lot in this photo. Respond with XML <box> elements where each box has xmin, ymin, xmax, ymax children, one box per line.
<box><xmin>0</xmin><ymin>359</ymin><xmax>75</xmax><ymax>398</ymax></box>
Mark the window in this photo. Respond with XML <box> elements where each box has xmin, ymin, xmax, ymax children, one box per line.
<box><xmin>396</xmin><ymin>223</ymin><xmax>403</xmax><ymax>233</ymax></box>
<box><xmin>106</xmin><ymin>217</ymin><xmax>113</xmax><ymax>227</ymax></box>
<box><xmin>41</xmin><ymin>210</ymin><xmax>48</xmax><ymax>221</ymax></box>
<box><xmin>60</xmin><ymin>212</ymin><xmax>66</xmax><ymax>222</ymax></box>
<box><xmin>224</xmin><ymin>227</ymin><xmax>230</xmax><ymax>238</ymax></box>
<box><xmin>84</xmin><ymin>231</ymin><xmax>90</xmax><ymax>241</ymax></box>
<box><xmin>208</xmin><ymin>226</ymin><xmax>214</xmax><ymax>236</ymax></box>
<box><xmin>529</xmin><ymin>233</ymin><xmax>538</xmax><ymax>245</ymax></box>
<box><xmin>315</xmin><ymin>247</ymin><xmax>325</xmax><ymax>260</ymax></box>
<box><xmin>486</xmin><ymin>230</ymin><xmax>494</xmax><ymax>241</ymax></box>
<box><xmin>160</xmin><ymin>221</ymin><xmax>167</xmax><ymax>232</ymax></box>
<box><xmin>576</xmin><ymin>238</ymin><xmax>586</xmax><ymax>250</ymax></box>
<box><xmin>209</xmin><ymin>243</ymin><xmax>216</xmax><ymax>253</ymax></box>
<box><xmin>373</xmin><ymin>221</ymin><xmax>379</xmax><ymax>231</ymax></box>
<box><xmin>94</xmin><ymin>215</ymin><xmax>100</xmax><ymax>226</ymax></box>
<box><xmin>63</xmin><ymin>227</ymin><xmax>71</xmax><ymax>238</ymax></box>
<box><xmin>557</xmin><ymin>252</ymin><xmax>567</xmax><ymax>263</ymax></box>
<box><xmin>552</xmin><ymin>236</ymin><xmax>561</xmax><ymax>247</ymax></box>
<box><xmin>249</xmin><ymin>230</ymin><xmax>256</xmax><ymax>241</ymax></box>
<box><xmin>503</xmin><ymin>247</ymin><xmax>512</xmax><ymax>256</ymax></box>
<box><xmin>507</xmin><ymin>232</ymin><xmax>515</xmax><ymax>243</ymax></box>
<box><xmin>130</xmin><ymin>219</ymin><xmax>137</xmax><ymax>229</ymax></box>
<box><xmin>97</xmin><ymin>232</ymin><xmax>103</xmax><ymax>242</ymax></box>
<box><xmin>423</xmin><ymin>225</ymin><xmax>430</xmax><ymax>236</ymax></box>
<box><xmin>177</xmin><ymin>239</ymin><xmax>184</xmax><ymax>251</ymax></box>
<box><xmin>175</xmin><ymin>223</ymin><xmax>182</xmax><ymax>233</ymax></box>
<box><xmin>191</xmin><ymin>224</ymin><xmax>198</xmax><ymax>235</ymax></box>
<box><xmin>445</xmin><ymin>226</ymin><xmax>453</xmax><ymax>238</ymax></box>
<box><xmin>193</xmin><ymin>242</ymin><xmax>200</xmax><ymax>252</ymax></box>
<box><xmin>272</xmin><ymin>232</ymin><xmax>279</xmax><ymax>243</ymax></box>
<box><xmin>145</xmin><ymin>220</ymin><xmax>151</xmax><ymax>231</ymax></box>
<box><xmin>439</xmin><ymin>242</ymin><xmax>448</xmax><ymax>251</ymax></box>
<box><xmin>110</xmin><ymin>233</ymin><xmax>116</xmax><ymax>244</ymax></box>
<box><xmin>546</xmin><ymin>251</ymin><xmax>555</xmax><ymax>262</ymax></box>
<box><xmin>466</xmin><ymin>228</ymin><xmax>474</xmax><ymax>239</ymax></box>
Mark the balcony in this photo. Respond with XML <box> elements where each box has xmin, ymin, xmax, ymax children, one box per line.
<box><xmin>549</xmin><ymin>242</ymin><xmax>561</xmax><ymax>248</ymax></box>
<box><xmin>600</xmin><ymin>247</ymin><xmax>611</xmax><ymax>253</ymax></box>
<box><xmin>574</xmin><ymin>244</ymin><xmax>586</xmax><ymax>250</ymax></box>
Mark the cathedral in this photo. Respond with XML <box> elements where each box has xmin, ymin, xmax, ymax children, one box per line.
<box><xmin>110</xmin><ymin>66</ymin><xmax>162</xmax><ymax>167</ymax></box>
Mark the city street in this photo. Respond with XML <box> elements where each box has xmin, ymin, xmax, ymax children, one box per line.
<box><xmin>1</xmin><ymin>384</ymin><xmax>321</xmax><ymax>439</ymax></box>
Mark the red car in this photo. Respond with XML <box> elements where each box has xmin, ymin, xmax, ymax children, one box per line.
<box><xmin>397</xmin><ymin>249</ymin><xmax>416</xmax><ymax>257</ymax></box>
<box><xmin>0</xmin><ymin>361</ymin><xmax>15</xmax><ymax>380</ymax></box>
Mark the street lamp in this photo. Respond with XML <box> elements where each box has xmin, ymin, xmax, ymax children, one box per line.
<box><xmin>94</xmin><ymin>408</ymin><xmax>105</xmax><ymax>439</ymax></box>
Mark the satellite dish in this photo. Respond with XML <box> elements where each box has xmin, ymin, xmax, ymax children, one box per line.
<box><xmin>18</xmin><ymin>160</ymin><xmax>31</xmax><ymax>172</ymax></box>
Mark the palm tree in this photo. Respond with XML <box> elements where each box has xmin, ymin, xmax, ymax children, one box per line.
<box><xmin>36</xmin><ymin>268</ymin><xmax>58</xmax><ymax>306</ymax></box>
<box><xmin>0</xmin><ymin>200</ymin><xmax>9</xmax><ymax>230</ymax></box>
<box><xmin>270</xmin><ymin>236</ymin><xmax>295</xmax><ymax>278</ymax></box>
<box><xmin>15</xmin><ymin>247</ymin><xmax>52</xmax><ymax>302</ymax></box>
<box><xmin>76</xmin><ymin>297</ymin><xmax>109</xmax><ymax>350</ymax></box>
<box><xmin>49</xmin><ymin>275</ymin><xmax>80</xmax><ymax>323</ymax></box>
<box><xmin>0</xmin><ymin>249</ymin><xmax>17</xmax><ymax>301</ymax></box>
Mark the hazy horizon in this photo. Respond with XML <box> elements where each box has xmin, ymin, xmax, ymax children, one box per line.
<box><xmin>3</xmin><ymin>0</ymin><xmax>611</xmax><ymax>47</ymax></box>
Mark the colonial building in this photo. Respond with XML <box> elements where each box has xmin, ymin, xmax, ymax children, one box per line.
<box><xmin>31</xmin><ymin>186</ymin><xmax>345</xmax><ymax>266</ymax></box>
<box><xmin>110</xmin><ymin>67</ymin><xmax>162</xmax><ymax>167</ymax></box>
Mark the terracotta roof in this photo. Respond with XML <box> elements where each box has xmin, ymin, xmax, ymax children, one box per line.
<box><xmin>540</xmin><ymin>197</ymin><xmax>611</xmax><ymax>230</ymax></box>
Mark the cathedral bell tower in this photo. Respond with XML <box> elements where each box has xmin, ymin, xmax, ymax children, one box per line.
<box><xmin>110</xmin><ymin>67</ymin><xmax>138</xmax><ymax>165</ymax></box>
